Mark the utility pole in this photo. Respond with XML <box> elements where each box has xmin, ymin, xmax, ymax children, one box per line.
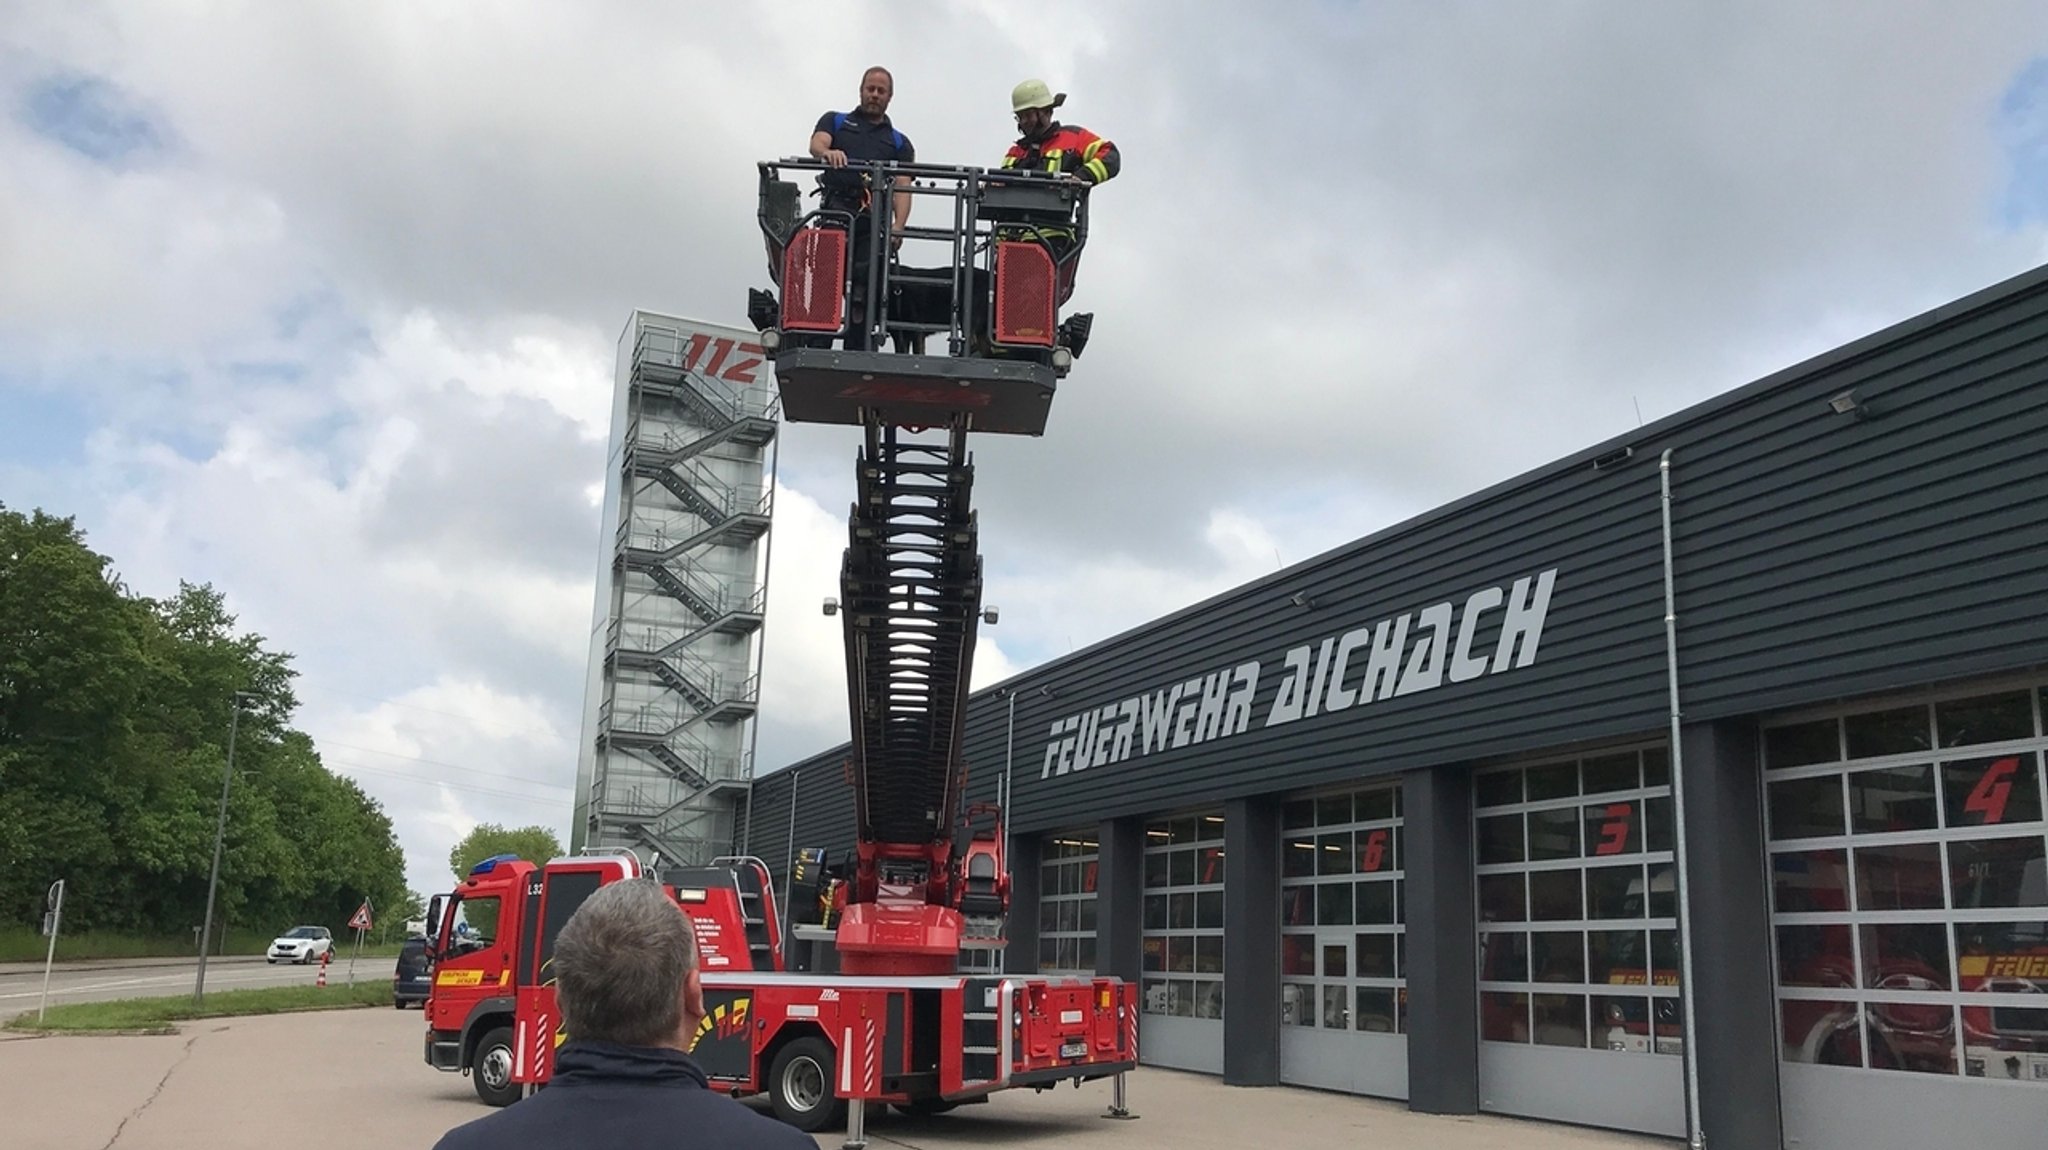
<box><xmin>195</xmin><ymin>691</ymin><xmax>256</xmax><ymax>1004</ymax></box>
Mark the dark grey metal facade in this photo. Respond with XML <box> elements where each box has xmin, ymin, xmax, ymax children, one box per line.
<box><xmin>1403</xmin><ymin>764</ymin><xmax>1480</xmax><ymax>1115</ymax></box>
<box><xmin>1675</xmin><ymin>719</ymin><xmax>1781</xmax><ymax>1150</ymax></box>
<box><xmin>737</xmin><ymin>260</ymin><xmax>2048</xmax><ymax>1149</ymax></box>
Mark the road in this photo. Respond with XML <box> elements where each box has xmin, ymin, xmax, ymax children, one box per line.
<box><xmin>0</xmin><ymin>954</ymin><xmax>392</xmax><ymax>1022</ymax></box>
<box><xmin>0</xmin><ymin>1007</ymin><xmax>1677</xmax><ymax>1150</ymax></box>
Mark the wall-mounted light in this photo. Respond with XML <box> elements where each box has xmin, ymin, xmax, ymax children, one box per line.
<box><xmin>1828</xmin><ymin>389</ymin><xmax>1866</xmax><ymax>421</ymax></box>
<box><xmin>1288</xmin><ymin>591</ymin><xmax>1316</xmax><ymax>609</ymax></box>
<box><xmin>1592</xmin><ymin>446</ymin><xmax>1634</xmax><ymax>472</ymax></box>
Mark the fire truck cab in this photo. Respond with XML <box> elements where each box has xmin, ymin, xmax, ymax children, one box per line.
<box><xmin>421</xmin><ymin>849</ymin><xmax>647</xmax><ymax>1107</ymax></box>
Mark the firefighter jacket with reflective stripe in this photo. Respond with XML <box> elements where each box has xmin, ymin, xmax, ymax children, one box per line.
<box><xmin>1001</xmin><ymin>122</ymin><xmax>1120</xmax><ymax>185</ymax></box>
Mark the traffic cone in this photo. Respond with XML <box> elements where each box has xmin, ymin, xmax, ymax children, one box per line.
<box><xmin>317</xmin><ymin>949</ymin><xmax>329</xmax><ymax>988</ymax></box>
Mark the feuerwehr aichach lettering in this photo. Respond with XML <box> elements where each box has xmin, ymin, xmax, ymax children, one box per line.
<box><xmin>1038</xmin><ymin>569</ymin><xmax>1559</xmax><ymax>781</ymax></box>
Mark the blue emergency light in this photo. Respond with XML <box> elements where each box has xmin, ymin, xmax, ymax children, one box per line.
<box><xmin>470</xmin><ymin>853</ymin><xmax>521</xmax><ymax>876</ymax></box>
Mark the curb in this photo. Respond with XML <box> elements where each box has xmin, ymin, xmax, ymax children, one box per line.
<box><xmin>1</xmin><ymin>1026</ymin><xmax>181</xmax><ymax>1039</ymax></box>
<box><xmin>3</xmin><ymin>1000</ymin><xmax>385</xmax><ymax>1039</ymax></box>
<box><xmin>0</xmin><ymin>955</ymin><xmax>270</xmax><ymax>978</ymax></box>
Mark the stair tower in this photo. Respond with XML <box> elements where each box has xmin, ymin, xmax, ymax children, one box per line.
<box><xmin>573</xmin><ymin>311</ymin><xmax>780</xmax><ymax>867</ymax></box>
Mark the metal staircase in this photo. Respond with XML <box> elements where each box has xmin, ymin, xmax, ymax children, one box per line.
<box><xmin>580</xmin><ymin>315</ymin><xmax>779</xmax><ymax>870</ymax></box>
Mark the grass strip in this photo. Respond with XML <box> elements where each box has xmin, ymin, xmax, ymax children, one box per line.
<box><xmin>6</xmin><ymin>979</ymin><xmax>392</xmax><ymax>1032</ymax></box>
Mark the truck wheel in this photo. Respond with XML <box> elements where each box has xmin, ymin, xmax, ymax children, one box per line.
<box><xmin>471</xmin><ymin>1026</ymin><xmax>520</xmax><ymax>1108</ymax></box>
<box><xmin>767</xmin><ymin>1036</ymin><xmax>845</xmax><ymax>1132</ymax></box>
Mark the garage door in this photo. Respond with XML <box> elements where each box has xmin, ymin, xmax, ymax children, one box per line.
<box><xmin>1037</xmin><ymin>828</ymin><xmax>1099</xmax><ymax>975</ymax></box>
<box><xmin>1473</xmin><ymin>744</ymin><xmax>1685</xmax><ymax>1138</ymax></box>
<box><xmin>1278</xmin><ymin>781</ymin><xmax>1407</xmax><ymax>1098</ymax></box>
<box><xmin>1141</xmin><ymin>809</ymin><xmax>1225</xmax><ymax>1073</ymax></box>
<box><xmin>1765</xmin><ymin>680</ymin><xmax>2048</xmax><ymax>1150</ymax></box>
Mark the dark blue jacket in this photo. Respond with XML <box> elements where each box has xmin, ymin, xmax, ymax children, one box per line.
<box><xmin>430</xmin><ymin>1040</ymin><xmax>814</xmax><ymax>1150</ymax></box>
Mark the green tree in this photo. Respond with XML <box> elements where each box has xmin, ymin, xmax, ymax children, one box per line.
<box><xmin>448</xmin><ymin>824</ymin><xmax>565</xmax><ymax>881</ymax></box>
<box><xmin>0</xmin><ymin>506</ymin><xmax>146</xmax><ymax>928</ymax></box>
<box><xmin>0</xmin><ymin>501</ymin><xmax>409</xmax><ymax>947</ymax></box>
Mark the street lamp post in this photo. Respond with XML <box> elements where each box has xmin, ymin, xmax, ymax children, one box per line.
<box><xmin>194</xmin><ymin>691</ymin><xmax>256</xmax><ymax>1003</ymax></box>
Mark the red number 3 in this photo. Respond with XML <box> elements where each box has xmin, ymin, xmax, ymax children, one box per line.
<box><xmin>1595</xmin><ymin>803</ymin><xmax>1632</xmax><ymax>855</ymax></box>
<box><xmin>1963</xmin><ymin>757</ymin><xmax>2020</xmax><ymax>825</ymax></box>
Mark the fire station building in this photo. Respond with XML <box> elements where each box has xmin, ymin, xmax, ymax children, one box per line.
<box><xmin>740</xmin><ymin>261</ymin><xmax>2048</xmax><ymax>1149</ymax></box>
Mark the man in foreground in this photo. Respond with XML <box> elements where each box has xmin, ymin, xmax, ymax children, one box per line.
<box><xmin>430</xmin><ymin>878</ymin><xmax>814</xmax><ymax>1150</ymax></box>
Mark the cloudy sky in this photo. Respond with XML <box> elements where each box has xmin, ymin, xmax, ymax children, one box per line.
<box><xmin>4</xmin><ymin>3</ymin><xmax>2045</xmax><ymax>900</ymax></box>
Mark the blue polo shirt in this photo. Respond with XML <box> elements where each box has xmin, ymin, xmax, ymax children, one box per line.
<box><xmin>815</xmin><ymin>110</ymin><xmax>914</xmax><ymax>202</ymax></box>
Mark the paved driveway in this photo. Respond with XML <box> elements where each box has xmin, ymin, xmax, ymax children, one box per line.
<box><xmin>0</xmin><ymin>1008</ymin><xmax>1675</xmax><ymax>1149</ymax></box>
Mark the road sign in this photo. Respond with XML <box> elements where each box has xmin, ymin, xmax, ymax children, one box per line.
<box><xmin>348</xmin><ymin>902</ymin><xmax>372</xmax><ymax>931</ymax></box>
<box><xmin>39</xmin><ymin>880</ymin><xmax>65</xmax><ymax>1023</ymax></box>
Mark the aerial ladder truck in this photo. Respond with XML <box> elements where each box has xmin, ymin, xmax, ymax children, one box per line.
<box><xmin>418</xmin><ymin>156</ymin><xmax>1134</xmax><ymax>1148</ymax></box>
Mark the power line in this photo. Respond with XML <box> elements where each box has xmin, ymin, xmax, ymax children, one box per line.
<box><xmin>303</xmin><ymin>733</ymin><xmax>572</xmax><ymax>789</ymax></box>
<box><xmin>323</xmin><ymin>757</ymin><xmax>573</xmax><ymax>808</ymax></box>
<box><xmin>300</xmin><ymin>684</ymin><xmax>565</xmax><ymax>740</ymax></box>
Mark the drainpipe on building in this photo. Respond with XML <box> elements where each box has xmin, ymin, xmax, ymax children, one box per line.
<box><xmin>1661</xmin><ymin>449</ymin><xmax>1706</xmax><ymax>1150</ymax></box>
<box><xmin>1001</xmin><ymin>688</ymin><xmax>1019</xmax><ymax>812</ymax></box>
<box><xmin>781</xmin><ymin>766</ymin><xmax>801</xmax><ymax>939</ymax></box>
<box><xmin>999</xmin><ymin>684</ymin><xmax>1055</xmax><ymax>818</ymax></box>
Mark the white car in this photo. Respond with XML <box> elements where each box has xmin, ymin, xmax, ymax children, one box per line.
<box><xmin>267</xmin><ymin>925</ymin><xmax>335</xmax><ymax>964</ymax></box>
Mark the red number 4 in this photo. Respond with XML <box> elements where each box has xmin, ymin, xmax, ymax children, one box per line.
<box><xmin>1963</xmin><ymin>757</ymin><xmax>2020</xmax><ymax>825</ymax></box>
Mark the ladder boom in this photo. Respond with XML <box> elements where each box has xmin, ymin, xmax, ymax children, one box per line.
<box><xmin>842</xmin><ymin>420</ymin><xmax>979</xmax><ymax>862</ymax></box>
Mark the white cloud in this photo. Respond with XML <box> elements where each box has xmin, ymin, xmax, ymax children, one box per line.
<box><xmin>38</xmin><ymin>310</ymin><xmax>612</xmax><ymax>894</ymax></box>
<box><xmin>754</xmin><ymin>479</ymin><xmax>867</xmax><ymax>768</ymax></box>
<box><xmin>303</xmin><ymin>677</ymin><xmax>574</xmax><ymax>896</ymax></box>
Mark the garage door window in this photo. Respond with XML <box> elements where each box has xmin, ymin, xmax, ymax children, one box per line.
<box><xmin>1142</xmin><ymin>813</ymin><xmax>1224</xmax><ymax>1019</ymax></box>
<box><xmin>1766</xmin><ymin>684</ymin><xmax>2048</xmax><ymax>1083</ymax></box>
<box><xmin>1474</xmin><ymin>746</ymin><xmax>1683</xmax><ymax>1056</ymax></box>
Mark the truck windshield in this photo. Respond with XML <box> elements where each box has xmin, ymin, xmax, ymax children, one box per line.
<box><xmin>445</xmin><ymin>895</ymin><xmax>503</xmax><ymax>953</ymax></box>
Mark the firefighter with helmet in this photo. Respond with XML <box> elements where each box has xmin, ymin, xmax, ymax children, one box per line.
<box><xmin>1002</xmin><ymin>79</ymin><xmax>1119</xmax><ymax>188</ymax></box>
<box><xmin>996</xmin><ymin>77</ymin><xmax>1117</xmax><ymax>349</ymax></box>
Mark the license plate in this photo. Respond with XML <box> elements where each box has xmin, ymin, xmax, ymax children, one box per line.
<box><xmin>1060</xmin><ymin>1040</ymin><xmax>1087</xmax><ymax>1059</ymax></box>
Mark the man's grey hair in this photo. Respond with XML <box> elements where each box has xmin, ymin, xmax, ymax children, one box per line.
<box><xmin>552</xmin><ymin>878</ymin><xmax>698</xmax><ymax>1047</ymax></box>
